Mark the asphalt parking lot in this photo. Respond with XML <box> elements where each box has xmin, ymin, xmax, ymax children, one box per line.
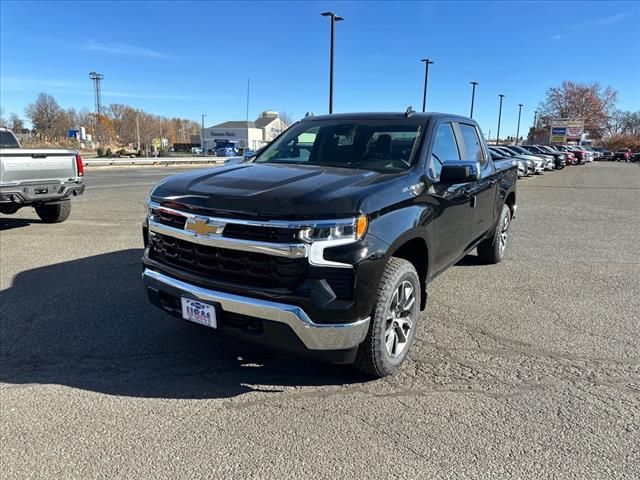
<box><xmin>1</xmin><ymin>162</ymin><xmax>639</xmax><ymax>479</ymax></box>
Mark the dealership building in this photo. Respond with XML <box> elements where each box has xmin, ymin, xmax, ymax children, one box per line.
<box><xmin>192</xmin><ymin>111</ymin><xmax>289</xmax><ymax>151</ymax></box>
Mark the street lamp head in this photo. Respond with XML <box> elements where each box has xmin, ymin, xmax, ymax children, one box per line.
<box><xmin>518</xmin><ymin>103</ymin><xmax>523</xmax><ymax>107</ymax></box>
<box><xmin>421</xmin><ymin>58</ymin><xmax>434</xmax><ymax>64</ymax></box>
<box><xmin>499</xmin><ymin>94</ymin><xmax>505</xmax><ymax>98</ymax></box>
<box><xmin>322</xmin><ymin>12</ymin><xmax>343</xmax><ymax>20</ymax></box>
<box><xmin>470</xmin><ymin>81</ymin><xmax>479</xmax><ymax>85</ymax></box>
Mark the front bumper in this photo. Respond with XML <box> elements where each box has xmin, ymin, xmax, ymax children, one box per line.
<box><xmin>143</xmin><ymin>268</ymin><xmax>370</xmax><ymax>355</ymax></box>
<box><xmin>0</xmin><ymin>180</ymin><xmax>84</xmax><ymax>204</ymax></box>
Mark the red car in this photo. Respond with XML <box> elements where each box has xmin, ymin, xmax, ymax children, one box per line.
<box><xmin>555</xmin><ymin>146</ymin><xmax>577</xmax><ymax>165</ymax></box>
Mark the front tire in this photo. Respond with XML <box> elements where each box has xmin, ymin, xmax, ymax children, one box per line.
<box><xmin>355</xmin><ymin>257</ymin><xmax>420</xmax><ymax>377</ymax></box>
<box><xmin>35</xmin><ymin>202</ymin><xmax>71</xmax><ymax>223</ymax></box>
<box><xmin>477</xmin><ymin>204</ymin><xmax>511</xmax><ymax>264</ymax></box>
<box><xmin>0</xmin><ymin>204</ymin><xmax>20</xmax><ymax>215</ymax></box>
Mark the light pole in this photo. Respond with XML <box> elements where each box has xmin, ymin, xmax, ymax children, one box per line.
<box><xmin>530</xmin><ymin>110</ymin><xmax>538</xmax><ymax>143</ymax></box>
<box><xmin>516</xmin><ymin>104</ymin><xmax>523</xmax><ymax>145</ymax></box>
<box><xmin>201</xmin><ymin>114</ymin><xmax>207</xmax><ymax>156</ymax></box>
<box><xmin>135</xmin><ymin>110</ymin><xmax>140</xmax><ymax>152</ymax></box>
<box><xmin>496</xmin><ymin>94</ymin><xmax>505</xmax><ymax>145</ymax></box>
<box><xmin>469</xmin><ymin>81</ymin><xmax>479</xmax><ymax>118</ymax></box>
<box><xmin>321</xmin><ymin>11</ymin><xmax>343</xmax><ymax>114</ymax></box>
<box><xmin>421</xmin><ymin>58</ymin><xmax>434</xmax><ymax>112</ymax></box>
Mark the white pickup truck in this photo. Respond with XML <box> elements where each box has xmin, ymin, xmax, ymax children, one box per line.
<box><xmin>0</xmin><ymin>127</ymin><xmax>85</xmax><ymax>223</ymax></box>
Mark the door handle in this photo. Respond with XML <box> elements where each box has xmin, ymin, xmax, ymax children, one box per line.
<box><xmin>489</xmin><ymin>179</ymin><xmax>498</xmax><ymax>187</ymax></box>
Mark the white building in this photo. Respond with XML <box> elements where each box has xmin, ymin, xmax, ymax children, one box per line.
<box><xmin>201</xmin><ymin>111</ymin><xmax>289</xmax><ymax>150</ymax></box>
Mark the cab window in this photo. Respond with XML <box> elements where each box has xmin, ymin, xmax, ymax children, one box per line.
<box><xmin>429</xmin><ymin>122</ymin><xmax>460</xmax><ymax>180</ymax></box>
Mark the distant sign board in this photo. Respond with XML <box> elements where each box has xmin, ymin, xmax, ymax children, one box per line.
<box><xmin>551</xmin><ymin>127</ymin><xmax>567</xmax><ymax>144</ymax></box>
<box><xmin>549</xmin><ymin>119</ymin><xmax>584</xmax><ymax>144</ymax></box>
<box><xmin>68</xmin><ymin>129</ymin><xmax>79</xmax><ymax>139</ymax></box>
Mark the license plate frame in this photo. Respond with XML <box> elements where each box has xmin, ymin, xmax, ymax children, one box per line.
<box><xmin>180</xmin><ymin>297</ymin><xmax>217</xmax><ymax>329</ymax></box>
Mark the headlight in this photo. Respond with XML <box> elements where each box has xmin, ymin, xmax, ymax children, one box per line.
<box><xmin>299</xmin><ymin>215</ymin><xmax>368</xmax><ymax>268</ymax></box>
<box><xmin>299</xmin><ymin>215</ymin><xmax>368</xmax><ymax>243</ymax></box>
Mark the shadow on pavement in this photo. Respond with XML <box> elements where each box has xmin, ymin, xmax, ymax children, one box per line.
<box><xmin>454</xmin><ymin>254</ymin><xmax>487</xmax><ymax>267</ymax></box>
<box><xmin>0</xmin><ymin>216</ymin><xmax>42</xmax><ymax>231</ymax></box>
<box><xmin>0</xmin><ymin>249</ymin><xmax>365</xmax><ymax>399</ymax></box>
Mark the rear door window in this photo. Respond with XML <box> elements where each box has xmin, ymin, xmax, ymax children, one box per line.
<box><xmin>458</xmin><ymin>124</ymin><xmax>486</xmax><ymax>164</ymax></box>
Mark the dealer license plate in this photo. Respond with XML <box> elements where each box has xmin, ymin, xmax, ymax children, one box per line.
<box><xmin>181</xmin><ymin>297</ymin><xmax>217</xmax><ymax>328</ymax></box>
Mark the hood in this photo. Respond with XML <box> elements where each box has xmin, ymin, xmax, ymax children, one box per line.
<box><xmin>150</xmin><ymin>163</ymin><xmax>413</xmax><ymax>219</ymax></box>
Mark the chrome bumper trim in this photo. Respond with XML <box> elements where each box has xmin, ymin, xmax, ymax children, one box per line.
<box><xmin>148</xmin><ymin>220</ymin><xmax>308</xmax><ymax>259</ymax></box>
<box><xmin>143</xmin><ymin>268</ymin><xmax>370</xmax><ymax>351</ymax></box>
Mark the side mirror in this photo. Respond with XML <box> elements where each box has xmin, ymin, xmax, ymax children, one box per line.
<box><xmin>439</xmin><ymin>161</ymin><xmax>480</xmax><ymax>183</ymax></box>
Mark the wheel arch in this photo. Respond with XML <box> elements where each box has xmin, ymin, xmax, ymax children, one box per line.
<box><xmin>387</xmin><ymin>236</ymin><xmax>429</xmax><ymax>311</ymax></box>
<box><xmin>505</xmin><ymin>191</ymin><xmax>516</xmax><ymax>217</ymax></box>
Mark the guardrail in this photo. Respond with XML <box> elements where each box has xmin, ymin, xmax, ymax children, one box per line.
<box><xmin>83</xmin><ymin>156</ymin><xmax>230</xmax><ymax>167</ymax></box>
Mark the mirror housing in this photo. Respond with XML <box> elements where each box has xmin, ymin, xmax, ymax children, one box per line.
<box><xmin>439</xmin><ymin>161</ymin><xmax>480</xmax><ymax>183</ymax></box>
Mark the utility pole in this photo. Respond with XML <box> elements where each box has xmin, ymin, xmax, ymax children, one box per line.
<box><xmin>469</xmin><ymin>81</ymin><xmax>479</xmax><ymax>118</ymax></box>
<box><xmin>421</xmin><ymin>59</ymin><xmax>434</xmax><ymax>112</ymax></box>
<box><xmin>89</xmin><ymin>72</ymin><xmax>104</xmax><ymax>143</ymax></box>
<box><xmin>201</xmin><ymin>114</ymin><xmax>207</xmax><ymax>157</ymax></box>
<box><xmin>321</xmin><ymin>12</ymin><xmax>344</xmax><ymax>114</ymax></box>
<box><xmin>135</xmin><ymin>110</ymin><xmax>141</xmax><ymax>152</ymax></box>
<box><xmin>246</xmin><ymin>78</ymin><xmax>250</xmax><ymax>151</ymax></box>
<box><xmin>516</xmin><ymin>104</ymin><xmax>523</xmax><ymax>145</ymax></box>
<box><xmin>496</xmin><ymin>94</ymin><xmax>505</xmax><ymax>145</ymax></box>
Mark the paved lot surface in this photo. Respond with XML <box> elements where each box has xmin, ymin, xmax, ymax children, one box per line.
<box><xmin>1</xmin><ymin>162</ymin><xmax>639</xmax><ymax>479</ymax></box>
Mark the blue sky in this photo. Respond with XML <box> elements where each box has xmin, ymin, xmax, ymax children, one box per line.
<box><xmin>1</xmin><ymin>1</ymin><xmax>639</xmax><ymax>138</ymax></box>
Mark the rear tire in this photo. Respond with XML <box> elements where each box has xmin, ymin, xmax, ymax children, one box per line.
<box><xmin>35</xmin><ymin>202</ymin><xmax>71</xmax><ymax>223</ymax></box>
<box><xmin>354</xmin><ymin>257</ymin><xmax>420</xmax><ymax>377</ymax></box>
<box><xmin>477</xmin><ymin>204</ymin><xmax>511</xmax><ymax>264</ymax></box>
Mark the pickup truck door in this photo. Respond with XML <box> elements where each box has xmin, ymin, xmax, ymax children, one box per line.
<box><xmin>454</xmin><ymin>122</ymin><xmax>499</xmax><ymax>242</ymax></box>
<box><xmin>425</xmin><ymin>122</ymin><xmax>474</xmax><ymax>273</ymax></box>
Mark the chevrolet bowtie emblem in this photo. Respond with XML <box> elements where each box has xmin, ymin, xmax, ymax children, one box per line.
<box><xmin>185</xmin><ymin>217</ymin><xmax>225</xmax><ymax>236</ymax></box>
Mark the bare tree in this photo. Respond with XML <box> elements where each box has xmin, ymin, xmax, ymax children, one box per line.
<box><xmin>25</xmin><ymin>93</ymin><xmax>65</xmax><ymax>139</ymax></box>
<box><xmin>537</xmin><ymin>81</ymin><xmax>618</xmax><ymax>140</ymax></box>
<box><xmin>8</xmin><ymin>113</ymin><xmax>25</xmax><ymax>132</ymax></box>
<box><xmin>278</xmin><ymin>111</ymin><xmax>294</xmax><ymax>127</ymax></box>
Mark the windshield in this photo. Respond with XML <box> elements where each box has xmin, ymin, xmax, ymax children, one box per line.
<box><xmin>496</xmin><ymin>148</ymin><xmax>515</xmax><ymax>156</ymax></box>
<box><xmin>0</xmin><ymin>130</ymin><xmax>20</xmax><ymax>148</ymax></box>
<box><xmin>254</xmin><ymin>119</ymin><xmax>423</xmax><ymax>173</ymax></box>
<box><xmin>507</xmin><ymin>146</ymin><xmax>529</xmax><ymax>155</ymax></box>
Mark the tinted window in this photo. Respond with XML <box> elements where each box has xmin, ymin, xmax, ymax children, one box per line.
<box><xmin>0</xmin><ymin>130</ymin><xmax>20</xmax><ymax>148</ymax></box>
<box><xmin>458</xmin><ymin>124</ymin><xmax>485</xmax><ymax>164</ymax></box>
<box><xmin>429</xmin><ymin>123</ymin><xmax>460</xmax><ymax>180</ymax></box>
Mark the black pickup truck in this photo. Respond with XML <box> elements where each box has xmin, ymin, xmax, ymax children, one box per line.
<box><xmin>142</xmin><ymin>112</ymin><xmax>517</xmax><ymax>376</ymax></box>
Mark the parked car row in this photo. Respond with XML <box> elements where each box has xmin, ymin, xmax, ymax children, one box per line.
<box><xmin>582</xmin><ymin>146</ymin><xmax>639</xmax><ymax>162</ymax></box>
<box><xmin>489</xmin><ymin>145</ymin><xmax>562</xmax><ymax>178</ymax></box>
